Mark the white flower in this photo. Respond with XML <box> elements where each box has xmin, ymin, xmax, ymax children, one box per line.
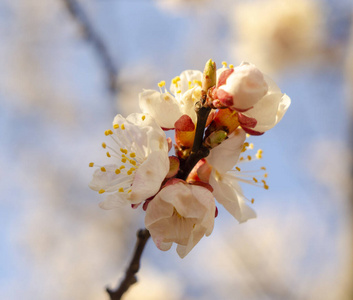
<box><xmin>89</xmin><ymin>113</ymin><xmax>170</xmax><ymax>209</ymax></box>
<box><xmin>230</xmin><ymin>0</ymin><xmax>325</xmax><ymax>73</ymax></box>
<box><xmin>139</xmin><ymin>70</ymin><xmax>203</xmax><ymax>129</ymax></box>
<box><xmin>203</xmin><ymin>129</ymin><xmax>259</xmax><ymax>223</ymax></box>
<box><xmin>145</xmin><ymin>180</ymin><xmax>215</xmax><ymax>258</ymax></box>
<box><xmin>238</xmin><ymin>74</ymin><xmax>291</xmax><ymax>135</ymax></box>
<box><xmin>215</xmin><ymin>62</ymin><xmax>268</xmax><ymax>112</ymax></box>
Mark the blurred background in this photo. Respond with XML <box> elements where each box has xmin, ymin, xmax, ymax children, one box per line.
<box><xmin>1</xmin><ymin>0</ymin><xmax>352</xmax><ymax>299</ymax></box>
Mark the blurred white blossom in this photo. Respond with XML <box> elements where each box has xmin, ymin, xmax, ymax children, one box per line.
<box><xmin>230</xmin><ymin>0</ymin><xmax>326</xmax><ymax>73</ymax></box>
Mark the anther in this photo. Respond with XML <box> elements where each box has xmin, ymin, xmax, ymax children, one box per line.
<box><xmin>253</xmin><ymin>177</ymin><xmax>258</xmax><ymax>183</ymax></box>
<box><xmin>100</xmin><ymin>167</ymin><xmax>106</xmax><ymax>172</ymax></box>
<box><xmin>98</xmin><ymin>189</ymin><xmax>105</xmax><ymax>194</ymax></box>
<box><xmin>129</xmin><ymin>153</ymin><xmax>136</xmax><ymax>158</ymax></box>
<box><xmin>261</xmin><ymin>167</ymin><xmax>266</xmax><ymax>170</ymax></box>
<box><xmin>251</xmin><ymin>198</ymin><xmax>255</xmax><ymax>204</ymax></box>
<box><xmin>106</xmin><ymin>152</ymin><xmax>111</xmax><ymax>158</ymax></box>
<box><xmin>102</xmin><ymin>142</ymin><xmax>106</xmax><ymax>148</ymax></box>
<box><xmin>264</xmin><ymin>173</ymin><xmax>268</xmax><ymax>178</ymax></box>
<box><xmin>222</xmin><ymin>61</ymin><xmax>228</xmax><ymax>67</ymax></box>
<box><xmin>89</xmin><ymin>162</ymin><xmax>94</xmax><ymax>167</ymax></box>
<box><xmin>229</xmin><ymin>64</ymin><xmax>234</xmax><ymax>69</ymax></box>
<box><xmin>113</xmin><ymin>124</ymin><xmax>119</xmax><ymax>129</ymax></box>
<box><xmin>247</xmin><ymin>155</ymin><xmax>252</xmax><ymax>161</ymax></box>
<box><xmin>142</xmin><ymin>115</ymin><xmax>146</xmax><ymax>121</ymax></box>
<box><xmin>158</xmin><ymin>80</ymin><xmax>166</xmax><ymax>87</ymax></box>
<box><xmin>236</xmin><ymin>167</ymin><xmax>241</xmax><ymax>171</ymax></box>
<box><xmin>121</xmin><ymin>124</ymin><xmax>125</xmax><ymax>130</ymax></box>
<box><xmin>249</xmin><ymin>143</ymin><xmax>254</xmax><ymax>149</ymax></box>
<box><xmin>121</xmin><ymin>158</ymin><xmax>127</xmax><ymax>163</ymax></box>
<box><xmin>115</xmin><ymin>169</ymin><xmax>121</xmax><ymax>174</ymax></box>
<box><xmin>118</xmin><ymin>188</ymin><xmax>124</xmax><ymax>193</ymax></box>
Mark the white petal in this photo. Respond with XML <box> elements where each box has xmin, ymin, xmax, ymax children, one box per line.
<box><xmin>170</xmin><ymin>70</ymin><xmax>202</xmax><ymax>95</ymax></box>
<box><xmin>99</xmin><ymin>192</ymin><xmax>130</xmax><ymax>209</ymax></box>
<box><xmin>89</xmin><ymin>164</ymin><xmax>128</xmax><ymax>192</ymax></box>
<box><xmin>139</xmin><ymin>89</ymin><xmax>183</xmax><ymax>128</ymax></box>
<box><xmin>243</xmin><ymin>92</ymin><xmax>290</xmax><ymax>132</ymax></box>
<box><xmin>206</xmin><ymin>129</ymin><xmax>246</xmax><ymax>173</ymax></box>
<box><xmin>210</xmin><ymin>173</ymin><xmax>256</xmax><ymax>223</ymax></box>
<box><xmin>130</xmin><ymin>150</ymin><xmax>169</xmax><ymax>202</ymax></box>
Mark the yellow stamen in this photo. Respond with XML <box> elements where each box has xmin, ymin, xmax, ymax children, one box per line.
<box><xmin>120</xmin><ymin>165</ymin><xmax>125</xmax><ymax>170</ymax></box>
<box><xmin>222</xmin><ymin>61</ymin><xmax>227</xmax><ymax>67</ymax></box>
<box><xmin>236</xmin><ymin>167</ymin><xmax>241</xmax><ymax>171</ymax></box>
<box><xmin>121</xmin><ymin>124</ymin><xmax>125</xmax><ymax>130</ymax></box>
<box><xmin>264</xmin><ymin>184</ymin><xmax>269</xmax><ymax>190</ymax></box>
<box><xmin>106</xmin><ymin>152</ymin><xmax>111</xmax><ymax>158</ymax></box>
<box><xmin>130</xmin><ymin>160</ymin><xmax>136</xmax><ymax>166</ymax></box>
<box><xmin>89</xmin><ymin>162</ymin><xmax>94</xmax><ymax>167</ymax></box>
<box><xmin>113</xmin><ymin>124</ymin><xmax>119</xmax><ymax>129</ymax></box>
<box><xmin>98</xmin><ymin>189</ymin><xmax>105</xmax><ymax>194</ymax></box>
<box><xmin>229</xmin><ymin>64</ymin><xmax>234</xmax><ymax>69</ymax></box>
<box><xmin>115</xmin><ymin>169</ymin><xmax>121</xmax><ymax>174</ymax></box>
<box><xmin>118</xmin><ymin>188</ymin><xmax>124</xmax><ymax>193</ymax></box>
<box><xmin>249</xmin><ymin>143</ymin><xmax>254</xmax><ymax>149</ymax></box>
<box><xmin>251</xmin><ymin>198</ymin><xmax>255</xmax><ymax>204</ymax></box>
<box><xmin>121</xmin><ymin>158</ymin><xmax>127</xmax><ymax>163</ymax></box>
<box><xmin>142</xmin><ymin>115</ymin><xmax>146</xmax><ymax>121</ymax></box>
<box><xmin>193</xmin><ymin>80</ymin><xmax>202</xmax><ymax>86</ymax></box>
<box><xmin>158</xmin><ymin>80</ymin><xmax>165</xmax><ymax>87</ymax></box>
<box><xmin>100</xmin><ymin>167</ymin><xmax>106</xmax><ymax>172</ymax></box>
<box><xmin>130</xmin><ymin>153</ymin><xmax>136</xmax><ymax>158</ymax></box>
<box><xmin>261</xmin><ymin>167</ymin><xmax>266</xmax><ymax>170</ymax></box>
<box><xmin>247</xmin><ymin>155</ymin><xmax>252</xmax><ymax>161</ymax></box>
<box><xmin>120</xmin><ymin>148</ymin><xmax>128</xmax><ymax>154</ymax></box>
<box><xmin>253</xmin><ymin>177</ymin><xmax>258</xmax><ymax>183</ymax></box>
<box><xmin>264</xmin><ymin>173</ymin><xmax>268</xmax><ymax>178</ymax></box>
<box><xmin>102</xmin><ymin>142</ymin><xmax>106</xmax><ymax>148</ymax></box>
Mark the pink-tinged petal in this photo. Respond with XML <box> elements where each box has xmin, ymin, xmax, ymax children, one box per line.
<box><xmin>206</xmin><ymin>129</ymin><xmax>246</xmax><ymax>173</ymax></box>
<box><xmin>145</xmin><ymin>182</ymin><xmax>215</xmax><ymax>258</ymax></box>
<box><xmin>216</xmin><ymin>89</ymin><xmax>234</xmax><ymax>106</ymax></box>
<box><xmin>218</xmin><ymin>62</ymin><xmax>268</xmax><ymax>111</ymax></box>
<box><xmin>242</xmin><ymin>127</ymin><xmax>264</xmax><ymax>136</ymax></box>
<box><xmin>238</xmin><ymin>113</ymin><xmax>257</xmax><ymax>129</ymax></box>
<box><xmin>139</xmin><ymin>89</ymin><xmax>183</xmax><ymax>129</ymax></box>
<box><xmin>130</xmin><ymin>150</ymin><xmax>169</xmax><ymax>202</ymax></box>
<box><xmin>217</xmin><ymin>68</ymin><xmax>234</xmax><ymax>87</ymax></box>
<box><xmin>174</xmin><ymin>115</ymin><xmax>195</xmax><ymax>131</ymax></box>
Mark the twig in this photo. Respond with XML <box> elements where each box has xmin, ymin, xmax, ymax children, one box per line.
<box><xmin>107</xmin><ymin>229</ymin><xmax>151</xmax><ymax>300</ymax></box>
<box><xmin>177</xmin><ymin>95</ymin><xmax>211</xmax><ymax>181</ymax></box>
<box><xmin>61</xmin><ymin>0</ymin><xmax>119</xmax><ymax>93</ymax></box>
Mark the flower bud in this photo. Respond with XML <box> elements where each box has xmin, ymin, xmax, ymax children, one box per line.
<box><xmin>202</xmin><ymin>59</ymin><xmax>217</xmax><ymax>92</ymax></box>
<box><xmin>204</xmin><ymin>130</ymin><xmax>228</xmax><ymax>149</ymax></box>
<box><xmin>215</xmin><ymin>62</ymin><xmax>268</xmax><ymax>112</ymax></box>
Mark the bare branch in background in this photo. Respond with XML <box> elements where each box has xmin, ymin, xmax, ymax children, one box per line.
<box><xmin>107</xmin><ymin>229</ymin><xmax>151</xmax><ymax>300</ymax></box>
<box><xmin>61</xmin><ymin>0</ymin><xmax>119</xmax><ymax>93</ymax></box>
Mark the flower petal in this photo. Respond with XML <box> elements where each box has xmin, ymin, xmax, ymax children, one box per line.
<box><xmin>130</xmin><ymin>150</ymin><xmax>169</xmax><ymax>202</ymax></box>
<box><xmin>210</xmin><ymin>173</ymin><xmax>256</xmax><ymax>223</ymax></box>
<box><xmin>139</xmin><ymin>89</ymin><xmax>183</xmax><ymax>129</ymax></box>
<box><xmin>206</xmin><ymin>129</ymin><xmax>246</xmax><ymax>173</ymax></box>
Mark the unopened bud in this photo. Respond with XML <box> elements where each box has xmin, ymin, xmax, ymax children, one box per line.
<box><xmin>202</xmin><ymin>59</ymin><xmax>217</xmax><ymax>92</ymax></box>
<box><xmin>204</xmin><ymin>130</ymin><xmax>228</xmax><ymax>148</ymax></box>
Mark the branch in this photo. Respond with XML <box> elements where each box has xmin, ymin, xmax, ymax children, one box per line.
<box><xmin>107</xmin><ymin>229</ymin><xmax>151</xmax><ymax>300</ymax></box>
<box><xmin>177</xmin><ymin>94</ymin><xmax>211</xmax><ymax>180</ymax></box>
<box><xmin>61</xmin><ymin>0</ymin><xmax>119</xmax><ymax>93</ymax></box>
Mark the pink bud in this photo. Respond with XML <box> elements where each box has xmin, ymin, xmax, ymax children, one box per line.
<box><xmin>215</xmin><ymin>62</ymin><xmax>268</xmax><ymax>112</ymax></box>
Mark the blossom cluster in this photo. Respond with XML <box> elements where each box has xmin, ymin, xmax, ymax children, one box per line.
<box><xmin>89</xmin><ymin>60</ymin><xmax>290</xmax><ymax>258</ymax></box>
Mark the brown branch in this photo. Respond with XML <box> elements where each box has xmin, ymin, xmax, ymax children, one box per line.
<box><xmin>107</xmin><ymin>229</ymin><xmax>151</xmax><ymax>300</ymax></box>
<box><xmin>61</xmin><ymin>0</ymin><xmax>119</xmax><ymax>93</ymax></box>
<box><xmin>177</xmin><ymin>95</ymin><xmax>211</xmax><ymax>181</ymax></box>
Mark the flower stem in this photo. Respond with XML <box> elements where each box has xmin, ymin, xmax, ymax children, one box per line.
<box><xmin>177</xmin><ymin>93</ymin><xmax>211</xmax><ymax>181</ymax></box>
<box><xmin>107</xmin><ymin>229</ymin><xmax>151</xmax><ymax>300</ymax></box>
